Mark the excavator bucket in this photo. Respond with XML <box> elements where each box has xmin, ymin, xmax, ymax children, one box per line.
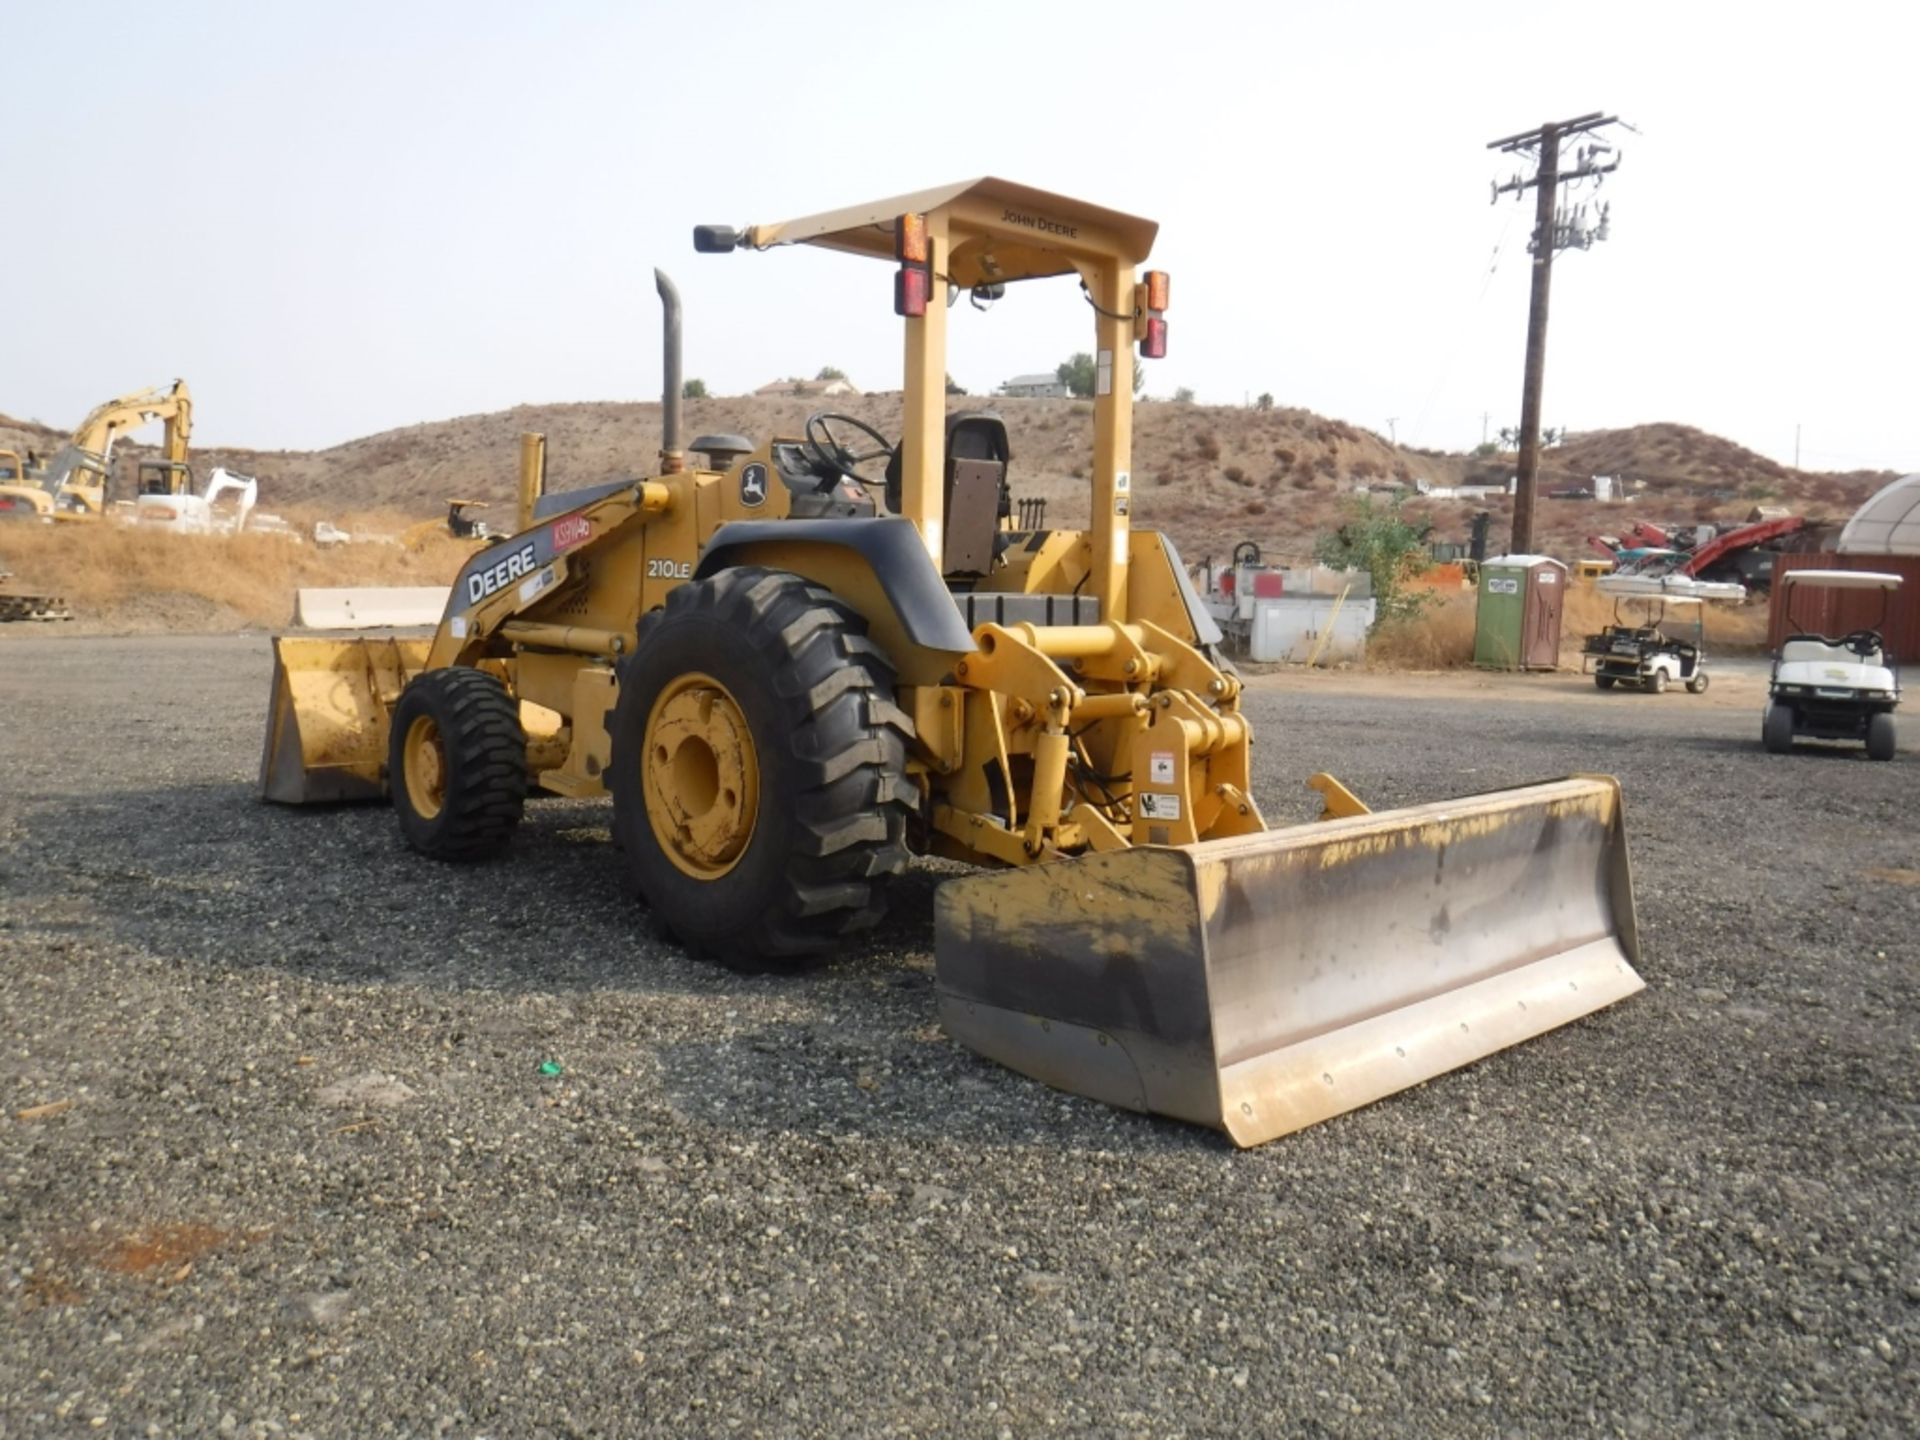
<box><xmin>260</xmin><ymin>635</ymin><xmax>429</xmax><ymax>803</ymax></box>
<box><xmin>934</xmin><ymin>776</ymin><xmax>1642</xmax><ymax>1146</ymax></box>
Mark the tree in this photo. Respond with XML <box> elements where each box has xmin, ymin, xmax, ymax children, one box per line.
<box><xmin>945</xmin><ymin>373</ymin><xmax>965</xmax><ymax>396</ymax></box>
<box><xmin>816</xmin><ymin>366</ymin><xmax>848</xmax><ymax>383</ymax></box>
<box><xmin>1173</xmin><ymin>386</ymin><xmax>1196</xmax><ymax>405</ymax></box>
<box><xmin>681</xmin><ymin>378</ymin><xmax>708</xmax><ymax>400</ymax></box>
<box><xmin>1313</xmin><ymin>493</ymin><xmax>1433</xmax><ymax>627</ymax></box>
<box><xmin>1256</xmin><ymin>393</ymin><xmax>1274</xmax><ymax>410</ymax></box>
<box><xmin>1056</xmin><ymin>353</ymin><xmax>1095</xmax><ymax>398</ymax></box>
<box><xmin>1055</xmin><ymin>352</ymin><xmax>1146</xmax><ymax>397</ymax></box>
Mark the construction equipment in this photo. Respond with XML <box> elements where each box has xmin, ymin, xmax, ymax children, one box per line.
<box><xmin>0</xmin><ymin>382</ymin><xmax>193</xmax><ymax>523</ymax></box>
<box><xmin>135</xmin><ymin>466</ymin><xmax>260</xmax><ymax>534</ymax></box>
<box><xmin>402</xmin><ymin>500</ymin><xmax>497</xmax><ymax>551</ymax></box>
<box><xmin>1590</xmin><ymin>513</ymin><xmax>1807</xmax><ymax>592</ymax></box>
<box><xmin>261</xmin><ymin>179</ymin><xmax>1643</xmax><ymax>1145</ymax></box>
<box><xmin>1764</xmin><ymin>569</ymin><xmax>1902</xmax><ymax>760</ymax></box>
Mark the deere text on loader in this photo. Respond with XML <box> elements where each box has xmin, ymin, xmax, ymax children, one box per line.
<box><xmin>262</xmin><ymin>179</ymin><xmax>1643</xmax><ymax>1145</ymax></box>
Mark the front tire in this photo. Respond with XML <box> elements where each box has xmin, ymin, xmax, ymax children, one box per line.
<box><xmin>610</xmin><ymin>567</ymin><xmax>916</xmax><ymax>970</ymax></box>
<box><xmin>1648</xmin><ymin>669</ymin><xmax>1669</xmax><ymax>694</ymax></box>
<box><xmin>388</xmin><ymin>667</ymin><xmax>528</xmax><ymax>859</ymax></box>
<box><xmin>1762</xmin><ymin>700</ymin><xmax>1796</xmax><ymax>755</ymax></box>
<box><xmin>1687</xmin><ymin>671</ymin><xmax>1710</xmax><ymax>695</ymax></box>
<box><xmin>1866</xmin><ymin>711</ymin><xmax>1897</xmax><ymax>762</ymax></box>
<box><xmin>1594</xmin><ymin>673</ymin><xmax>1616</xmax><ymax>691</ymax></box>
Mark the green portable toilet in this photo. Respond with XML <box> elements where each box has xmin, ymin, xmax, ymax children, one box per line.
<box><xmin>1474</xmin><ymin>554</ymin><xmax>1567</xmax><ymax>669</ymax></box>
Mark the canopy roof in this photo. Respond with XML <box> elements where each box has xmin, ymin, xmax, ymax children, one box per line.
<box><xmin>744</xmin><ymin>177</ymin><xmax>1159</xmax><ymax>287</ymax></box>
<box><xmin>1838</xmin><ymin>473</ymin><xmax>1920</xmax><ymax>555</ymax></box>
<box><xmin>1779</xmin><ymin>568</ymin><xmax>1904</xmax><ymax>590</ymax></box>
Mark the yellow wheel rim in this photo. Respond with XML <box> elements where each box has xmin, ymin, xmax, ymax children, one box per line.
<box><xmin>642</xmin><ymin>672</ymin><xmax>761</xmax><ymax>879</ymax></box>
<box><xmin>403</xmin><ymin>714</ymin><xmax>447</xmax><ymax>820</ymax></box>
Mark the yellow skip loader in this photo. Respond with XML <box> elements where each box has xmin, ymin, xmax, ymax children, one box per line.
<box><xmin>262</xmin><ymin>179</ymin><xmax>1642</xmax><ymax>1144</ymax></box>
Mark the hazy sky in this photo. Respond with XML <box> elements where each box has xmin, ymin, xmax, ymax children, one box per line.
<box><xmin>5</xmin><ymin>2</ymin><xmax>1913</xmax><ymax>473</ymax></box>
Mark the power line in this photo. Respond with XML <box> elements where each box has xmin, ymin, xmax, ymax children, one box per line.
<box><xmin>1487</xmin><ymin>111</ymin><xmax>1627</xmax><ymax>553</ymax></box>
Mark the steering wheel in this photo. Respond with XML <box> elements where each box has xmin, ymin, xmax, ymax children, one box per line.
<box><xmin>1841</xmin><ymin>629</ymin><xmax>1883</xmax><ymax>657</ymax></box>
<box><xmin>803</xmin><ymin>412</ymin><xmax>896</xmax><ymax>485</ymax></box>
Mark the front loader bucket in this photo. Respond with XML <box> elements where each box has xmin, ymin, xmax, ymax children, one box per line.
<box><xmin>934</xmin><ymin>776</ymin><xmax>1642</xmax><ymax>1146</ymax></box>
<box><xmin>260</xmin><ymin>635</ymin><xmax>429</xmax><ymax>803</ymax></box>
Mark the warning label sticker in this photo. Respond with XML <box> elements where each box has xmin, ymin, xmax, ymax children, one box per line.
<box><xmin>1149</xmin><ymin>751</ymin><xmax>1176</xmax><ymax>784</ymax></box>
<box><xmin>1139</xmin><ymin>792</ymin><xmax>1181</xmax><ymax>822</ymax></box>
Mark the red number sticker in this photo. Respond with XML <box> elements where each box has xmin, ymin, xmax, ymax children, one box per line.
<box><xmin>551</xmin><ymin>515</ymin><xmax>592</xmax><ymax>551</ymax></box>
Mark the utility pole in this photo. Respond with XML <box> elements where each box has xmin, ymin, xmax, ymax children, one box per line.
<box><xmin>1386</xmin><ymin>417</ymin><xmax>1398</xmax><ymax>444</ymax></box>
<box><xmin>1488</xmin><ymin>111</ymin><xmax>1623</xmax><ymax>552</ymax></box>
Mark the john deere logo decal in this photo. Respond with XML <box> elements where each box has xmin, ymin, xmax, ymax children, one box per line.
<box><xmin>740</xmin><ymin>463</ymin><xmax>768</xmax><ymax>508</ymax></box>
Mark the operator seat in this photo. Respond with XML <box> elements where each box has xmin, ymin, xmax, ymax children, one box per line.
<box><xmin>883</xmin><ymin>411</ymin><xmax>1012</xmax><ymax>579</ymax></box>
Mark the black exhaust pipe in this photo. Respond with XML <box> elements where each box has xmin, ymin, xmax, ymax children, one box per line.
<box><xmin>655</xmin><ymin>269</ymin><xmax>684</xmax><ymax>475</ymax></box>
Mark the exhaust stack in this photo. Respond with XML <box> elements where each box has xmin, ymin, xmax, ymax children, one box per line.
<box><xmin>656</xmin><ymin>269</ymin><xmax>684</xmax><ymax>475</ymax></box>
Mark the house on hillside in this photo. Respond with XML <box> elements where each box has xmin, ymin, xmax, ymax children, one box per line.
<box><xmin>755</xmin><ymin>376</ymin><xmax>861</xmax><ymax>399</ymax></box>
<box><xmin>998</xmin><ymin>373</ymin><xmax>1069</xmax><ymax>399</ymax></box>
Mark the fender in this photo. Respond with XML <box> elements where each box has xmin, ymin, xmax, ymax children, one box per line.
<box><xmin>695</xmin><ymin>517</ymin><xmax>977</xmax><ymax>655</ymax></box>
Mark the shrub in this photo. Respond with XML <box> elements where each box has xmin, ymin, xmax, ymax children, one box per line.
<box><xmin>1272</xmin><ymin>447</ymin><xmax>1296</xmax><ymax>466</ymax></box>
<box><xmin>1244</xmin><ymin>500</ymin><xmax>1268</xmax><ymax>515</ymax></box>
<box><xmin>1195</xmin><ymin>432</ymin><xmax>1221</xmax><ymax>462</ymax></box>
<box><xmin>1313</xmin><ymin>493</ymin><xmax>1432</xmax><ymax>627</ymax></box>
<box><xmin>1223</xmin><ymin>465</ymin><xmax>1248</xmax><ymax>486</ymax></box>
<box><xmin>681</xmin><ymin>378</ymin><xmax>708</xmax><ymax>400</ymax></box>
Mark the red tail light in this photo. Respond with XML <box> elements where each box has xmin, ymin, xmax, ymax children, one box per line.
<box><xmin>895</xmin><ymin>264</ymin><xmax>929</xmax><ymax>318</ymax></box>
<box><xmin>1141</xmin><ymin>315</ymin><xmax>1168</xmax><ymax>359</ymax></box>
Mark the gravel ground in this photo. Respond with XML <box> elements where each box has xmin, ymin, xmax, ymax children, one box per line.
<box><xmin>2</xmin><ymin>634</ymin><xmax>1916</xmax><ymax>1438</ymax></box>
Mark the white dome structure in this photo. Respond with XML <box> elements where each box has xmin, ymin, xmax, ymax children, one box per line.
<box><xmin>1838</xmin><ymin>473</ymin><xmax>1920</xmax><ymax>555</ymax></box>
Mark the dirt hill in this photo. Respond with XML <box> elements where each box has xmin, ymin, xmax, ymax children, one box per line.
<box><xmin>2</xmin><ymin>398</ymin><xmax>1897</xmax><ymax>568</ymax></box>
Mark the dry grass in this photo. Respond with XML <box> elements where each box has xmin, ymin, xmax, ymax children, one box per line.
<box><xmin>1</xmin><ymin>522</ymin><xmax>472</xmax><ymax>629</ymax></box>
<box><xmin>1369</xmin><ymin>591</ymin><xmax>1478</xmax><ymax>669</ymax></box>
<box><xmin>1364</xmin><ymin>579</ymin><xmax>1775</xmax><ymax>672</ymax></box>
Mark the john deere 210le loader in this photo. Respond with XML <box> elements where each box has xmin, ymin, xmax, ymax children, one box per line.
<box><xmin>262</xmin><ymin>179</ymin><xmax>1642</xmax><ymax>1145</ymax></box>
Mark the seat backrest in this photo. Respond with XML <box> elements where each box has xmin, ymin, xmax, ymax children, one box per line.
<box><xmin>882</xmin><ymin>412</ymin><xmax>1014</xmax><ymax>576</ymax></box>
<box><xmin>942</xmin><ymin>413</ymin><xmax>1011</xmax><ymax>576</ymax></box>
<box><xmin>1780</xmin><ymin>637</ymin><xmax>1842</xmax><ymax>665</ymax></box>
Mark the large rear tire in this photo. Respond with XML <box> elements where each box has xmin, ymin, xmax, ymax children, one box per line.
<box><xmin>1762</xmin><ymin>700</ymin><xmax>1796</xmax><ymax>755</ymax></box>
<box><xmin>610</xmin><ymin>567</ymin><xmax>916</xmax><ymax>970</ymax></box>
<box><xmin>389</xmin><ymin>667</ymin><xmax>528</xmax><ymax>859</ymax></box>
<box><xmin>1866</xmin><ymin>711</ymin><xmax>1897</xmax><ymax>762</ymax></box>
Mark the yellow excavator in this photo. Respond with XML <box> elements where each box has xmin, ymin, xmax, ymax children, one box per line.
<box><xmin>0</xmin><ymin>381</ymin><xmax>193</xmax><ymax>523</ymax></box>
<box><xmin>261</xmin><ymin>179</ymin><xmax>1642</xmax><ymax>1145</ymax></box>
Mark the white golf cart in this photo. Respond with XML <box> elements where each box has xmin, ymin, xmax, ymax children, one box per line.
<box><xmin>1583</xmin><ymin>573</ymin><xmax>1746</xmax><ymax>694</ymax></box>
<box><xmin>1763</xmin><ymin>569</ymin><xmax>1903</xmax><ymax>761</ymax></box>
